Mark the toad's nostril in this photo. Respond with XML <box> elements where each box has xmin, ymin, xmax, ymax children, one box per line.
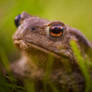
<box><xmin>14</xmin><ymin>14</ymin><xmax>21</xmax><ymax>27</ymax></box>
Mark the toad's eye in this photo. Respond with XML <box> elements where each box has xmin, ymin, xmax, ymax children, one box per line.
<box><xmin>49</xmin><ymin>26</ymin><xmax>64</xmax><ymax>37</ymax></box>
<box><xmin>15</xmin><ymin>14</ymin><xmax>21</xmax><ymax>27</ymax></box>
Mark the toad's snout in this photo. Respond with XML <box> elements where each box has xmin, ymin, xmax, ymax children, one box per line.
<box><xmin>13</xmin><ymin>39</ymin><xmax>28</xmax><ymax>49</ymax></box>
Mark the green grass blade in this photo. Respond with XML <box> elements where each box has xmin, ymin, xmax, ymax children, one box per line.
<box><xmin>70</xmin><ymin>40</ymin><xmax>91</xmax><ymax>92</ymax></box>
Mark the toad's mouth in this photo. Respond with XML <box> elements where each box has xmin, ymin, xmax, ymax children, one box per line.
<box><xmin>25</xmin><ymin>40</ymin><xmax>69</xmax><ymax>59</ymax></box>
<box><xmin>14</xmin><ymin>39</ymin><xmax>69</xmax><ymax>59</ymax></box>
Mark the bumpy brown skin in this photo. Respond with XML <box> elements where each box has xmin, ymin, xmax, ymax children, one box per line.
<box><xmin>11</xmin><ymin>12</ymin><xmax>92</xmax><ymax>92</ymax></box>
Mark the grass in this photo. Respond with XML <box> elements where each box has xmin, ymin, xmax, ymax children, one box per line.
<box><xmin>70</xmin><ymin>40</ymin><xmax>92</xmax><ymax>92</ymax></box>
<box><xmin>0</xmin><ymin>40</ymin><xmax>92</xmax><ymax>92</ymax></box>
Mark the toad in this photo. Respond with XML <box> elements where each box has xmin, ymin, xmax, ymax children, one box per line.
<box><xmin>11</xmin><ymin>12</ymin><xmax>92</xmax><ymax>92</ymax></box>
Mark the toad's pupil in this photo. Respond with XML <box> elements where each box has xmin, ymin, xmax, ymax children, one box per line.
<box><xmin>50</xmin><ymin>26</ymin><xmax>64</xmax><ymax>34</ymax></box>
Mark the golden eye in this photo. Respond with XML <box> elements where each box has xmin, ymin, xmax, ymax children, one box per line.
<box><xmin>49</xmin><ymin>26</ymin><xmax>64</xmax><ymax>37</ymax></box>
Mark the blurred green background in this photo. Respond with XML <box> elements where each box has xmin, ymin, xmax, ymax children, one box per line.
<box><xmin>0</xmin><ymin>0</ymin><xmax>92</xmax><ymax>61</ymax></box>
